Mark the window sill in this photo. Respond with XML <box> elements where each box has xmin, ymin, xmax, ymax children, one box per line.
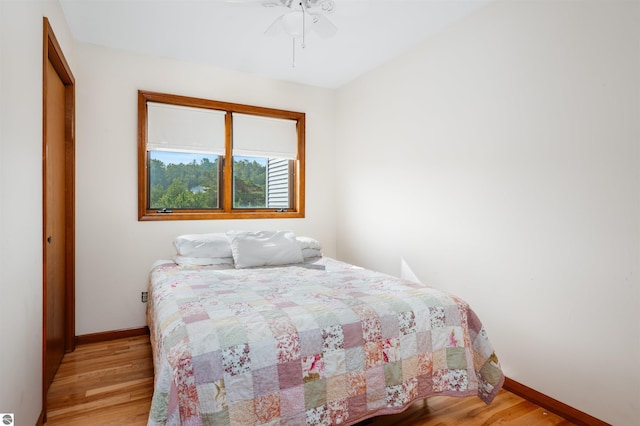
<box><xmin>138</xmin><ymin>210</ymin><xmax>305</xmax><ymax>221</ymax></box>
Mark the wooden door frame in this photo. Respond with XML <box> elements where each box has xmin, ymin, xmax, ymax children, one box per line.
<box><xmin>42</xmin><ymin>16</ymin><xmax>75</xmax><ymax>422</ymax></box>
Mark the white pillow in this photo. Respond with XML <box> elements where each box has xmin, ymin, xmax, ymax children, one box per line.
<box><xmin>228</xmin><ymin>230</ymin><xmax>304</xmax><ymax>269</ymax></box>
<box><xmin>174</xmin><ymin>233</ymin><xmax>232</xmax><ymax>258</ymax></box>
<box><xmin>301</xmin><ymin>248</ymin><xmax>322</xmax><ymax>259</ymax></box>
<box><xmin>173</xmin><ymin>256</ymin><xmax>234</xmax><ymax>267</ymax></box>
<box><xmin>296</xmin><ymin>236</ymin><xmax>322</xmax><ymax>251</ymax></box>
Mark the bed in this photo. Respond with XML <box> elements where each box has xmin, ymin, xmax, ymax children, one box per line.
<box><xmin>147</xmin><ymin>231</ymin><xmax>504</xmax><ymax>425</ymax></box>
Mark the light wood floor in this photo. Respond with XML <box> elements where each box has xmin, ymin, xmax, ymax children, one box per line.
<box><xmin>45</xmin><ymin>335</ymin><xmax>573</xmax><ymax>425</ymax></box>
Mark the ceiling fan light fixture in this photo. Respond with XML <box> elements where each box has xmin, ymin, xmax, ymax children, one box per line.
<box><xmin>317</xmin><ymin>0</ymin><xmax>335</xmax><ymax>13</ymax></box>
<box><xmin>280</xmin><ymin>11</ymin><xmax>308</xmax><ymax>37</ymax></box>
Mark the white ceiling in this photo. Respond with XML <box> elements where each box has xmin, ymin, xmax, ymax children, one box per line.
<box><xmin>60</xmin><ymin>0</ymin><xmax>491</xmax><ymax>88</ymax></box>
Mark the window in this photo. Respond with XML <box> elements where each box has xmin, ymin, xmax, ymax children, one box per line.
<box><xmin>138</xmin><ymin>91</ymin><xmax>305</xmax><ymax>221</ymax></box>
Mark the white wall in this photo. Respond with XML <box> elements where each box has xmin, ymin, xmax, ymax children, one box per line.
<box><xmin>335</xmin><ymin>1</ymin><xmax>639</xmax><ymax>425</ymax></box>
<box><xmin>74</xmin><ymin>43</ymin><xmax>337</xmax><ymax>335</ymax></box>
<box><xmin>0</xmin><ymin>0</ymin><xmax>75</xmax><ymax>423</ymax></box>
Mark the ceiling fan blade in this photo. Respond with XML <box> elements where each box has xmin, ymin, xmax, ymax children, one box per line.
<box><xmin>309</xmin><ymin>13</ymin><xmax>337</xmax><ymax>38</ymax></box>
<box><xmin>265</xmin><ymin>15</ymin><xmax>285</xmax><ymax>36</ymax></box>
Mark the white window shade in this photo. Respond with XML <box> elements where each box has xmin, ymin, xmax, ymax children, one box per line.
<box><xmin>147</xmin><ymin>102</ymin><xmax>226</xmax><ymax>155</ymax></box>
<box><xmin>232</xmin><ymin>113</ymin><xmax>298</xmax><ymax>160</ymax></box>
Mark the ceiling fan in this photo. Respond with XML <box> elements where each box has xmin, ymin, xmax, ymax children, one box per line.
<box><xmin>227</xmin><ymin>0</ymin><xmax>338</xmax><ymax>66</ymax></box>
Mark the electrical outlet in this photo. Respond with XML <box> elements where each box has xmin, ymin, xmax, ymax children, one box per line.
<box><xmin>141</xmin><ymin>291</ymin><xmax>148</xmax><ymax>303</ymax></box>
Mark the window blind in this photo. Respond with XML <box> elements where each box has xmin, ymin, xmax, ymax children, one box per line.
<box><xmin>232</xmin><ymin>113</ymin><xmax>298</xmax><ymax>160</ymax></box>
<box><xmin>147</xmin><ymin>102</ymin><xmax>226</xmax><ymax>155</ymax></box>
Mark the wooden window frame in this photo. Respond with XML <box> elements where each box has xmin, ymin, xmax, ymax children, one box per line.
<box><xmin>138</xmin><ymin>91</ymin><xmax>305</xmax><ymax>221</ymax></box>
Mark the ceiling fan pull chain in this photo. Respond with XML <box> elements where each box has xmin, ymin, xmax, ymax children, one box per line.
<box><xmin>292</xmin><ymin>37</ymin><xmax>296</xmax><ymax>68</ymax></box>
<box><xmin>290</xmin><ymin>1</ymin><xmax>304</xmax><ymax>67</ymax></box>
<box><xmin>302</xmin><ymin>15</ymin><xmax>306</xmax><ymax>48</ymax></box>
<box><xmin>301</xmin><ymin>1</ymin><xmax>306</xmax><ymax>49</ymax></box>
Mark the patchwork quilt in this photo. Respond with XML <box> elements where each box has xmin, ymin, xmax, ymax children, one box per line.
<box><xmin>147</xmin><ymin>257</ymin><xmax>503</xmax><ymax>425</ymax></box>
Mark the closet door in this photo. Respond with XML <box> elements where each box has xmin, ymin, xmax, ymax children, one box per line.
<box><xmin>44</xmin><ymin>57</ymin><xmax>67</xmax><ymax>388</ymax></box>
<box><xmin>43</xmin><ymin>17</ymin><xmax>75</xmax><ymax>416</ymax></box>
